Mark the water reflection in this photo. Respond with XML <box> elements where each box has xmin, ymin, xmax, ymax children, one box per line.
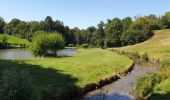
<box><xmin>0</xmin><ymin>48</ymin><xmax>77</xmax><ymax>59</ymax></box>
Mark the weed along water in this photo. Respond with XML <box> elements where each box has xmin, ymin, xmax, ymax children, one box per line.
<box><xmin>81</xmin><ymin>62</ymin><xmax>158</xmax><ymax>100</ymax></box>
<box><xmin>0</xmin><ymin>48</ymin><xmax>77</xmax><ymax>59</ymax></box>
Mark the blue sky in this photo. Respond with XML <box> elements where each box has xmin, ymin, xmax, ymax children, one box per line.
<box><xmin>0</xmin><ymin>0</ymin><xmax>170</xmax><ymax>29</ymax></box>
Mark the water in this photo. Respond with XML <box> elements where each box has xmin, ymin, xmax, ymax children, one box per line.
<box><xmin>81</xmin><ymin>62</ymin><xmax>158</xmax><ymax>100</ymax></box>
<box><xmin>57</xmin><ymin>48</ymin><xmax>77</xmax><ymax>57</ymax></box>
<box><xmin>0</xmin><ymin>48</ymin><xmax>77</xmax><ymax>59</ymax></box>
<box><xmin>0</xmin><ymin>49</ymin><xmax>33</xmax><ymax>59</ymax></box>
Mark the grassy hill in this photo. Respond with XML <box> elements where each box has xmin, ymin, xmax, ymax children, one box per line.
<box><xmin>113</xmin><ymin>29</ymin><xmax>170</xmax><ymax>99</ymax></box>
<box><xmin>114</xmin><ymin>29</ymin><xmax>170</xmax><ymax>60</ymax></box>
<box><xmin>0</xmin><ymin>34</ymin><xmax>29</xmax><ymax>46</ymax></box>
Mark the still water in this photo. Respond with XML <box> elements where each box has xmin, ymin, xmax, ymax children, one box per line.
<box><xmin>0</xmin><ymin>48</ymin><xmax>77</xmax><ymax>59</ymax></box>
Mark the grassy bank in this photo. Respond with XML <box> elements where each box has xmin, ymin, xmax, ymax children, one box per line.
<box><xmin>113</xmin><ymin>29</ymin><xmax>170</xmax><ymax>60</ymax></box>
<box><xmin>0</xmin><ymin>34</ymin><xmax>29</xmax><ymax>46</ymax></box>
<box><xmin>112</xmin><ymin>29</ymin><xmax>170</xmax><ymax>99</ymax></box>
<box><xmin>0</xmin><ymin>48</ymin><xmax>133</xmax><ymax>99</ymax></box>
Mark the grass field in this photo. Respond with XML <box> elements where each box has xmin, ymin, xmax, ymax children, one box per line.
<box><xmin>0</xmin><ymin>34</ymin><xmax>29</xmax><ymax>46</ymax></box>
<box><xmin>114</xmin><ymin>29</ymin><xmax>170</xmax><ymax>60</ymax></box>
<box><xmin>0</xmin><ymin>48</ymin><xmax>133</xmax><ymax>98</ymax></box>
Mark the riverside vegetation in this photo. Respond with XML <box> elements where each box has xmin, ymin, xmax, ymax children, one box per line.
<box><xmin>113</xmin><ymin>29</ymin><xmax>170</xmax><ymax>99</ymax></box>
<box><xmin>0</xmin><ymin>11</ymin><xmax>170</xmax><ymax>100</ymax></box>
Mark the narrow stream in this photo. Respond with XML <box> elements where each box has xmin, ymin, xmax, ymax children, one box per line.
<box><xmin>81</xmin><ymin>62</ymin><xmax>158</xmax><ymax>100</ymax></box>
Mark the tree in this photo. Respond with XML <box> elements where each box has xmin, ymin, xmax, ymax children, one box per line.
<box><xmin>105</xmin><ymin>18</ymin><xmax>123</xmax><ymax>47</ymax></box>
<box><xmin>0</xmin><ymin>17</ymin><xmax>5</xmax><ymax>34</ymax></box>
<box><xmin>161</xmin><ymin>12</ymin><xmax>170</xmax><ymax>29</ymax></box>
<box><xmin>94</xmin><ymin>21</ymin><xmax>105</xmax><ymax>48</ymax></box>
<box><xmin>122</xmin><ymin>17</ymin><xmax>133</xmax><ymax>31</ymax></box>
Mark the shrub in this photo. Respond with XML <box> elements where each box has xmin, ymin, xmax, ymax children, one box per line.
<box><xmin>31</xmin><ymin>31</ymin><xmax>65</xmax><ymax>57</ymax></box>
<box><xmin>81</xmin><ymin>44</ymin><xmax>88</xmax><ymax>49</ymax></box>
<box><xmin>142</xmin><ymin>52</ymin><xmax>149</xmax><ymax>61</ymax></box>
<box><xmin>68</xmin><ymin>44</ymin><xmax>74</xmax><ymax>47</ymax></box>
<box><xmin>135</xmin><ymin>73</ymin><xmax>161</xmax><ymax>97</ymax></box>
<box><xmin>0</xmin><ymin>68</ymin><xmax>40</xmax><ymax>100</ymax></box>
<box><xmin>1</xmin><ymin>35</ymin><xmax>8</xmax><ymax>46</ymax></box>
<box><xmin>20</xmin><ymin>43</ymin><xmax>23</xmax><ymax>47</ymax></box>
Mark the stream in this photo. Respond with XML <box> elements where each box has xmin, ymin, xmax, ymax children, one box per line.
<box><xmin>81</xmin><ymin>62</ymin><xmax>158</xmax><ymax>100</ymax></box>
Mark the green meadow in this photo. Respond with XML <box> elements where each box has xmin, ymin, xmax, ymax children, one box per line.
<box><xmin>115</xmin><ymin>29</ymin><xmax>170</xmax><ymax>60</ymax></box>
<box><xmin>0</xmin><ymin>48</ymin><xmax>133</xmax><ymax>98</ymax></box>
<box><xmin>0</xmin><ymin>34</ymin><xmax>29</xmax><ymax>46</ymax></box>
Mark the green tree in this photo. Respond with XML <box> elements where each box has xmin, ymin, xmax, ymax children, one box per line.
<box><xmin>0</xmin><ymin>17</ymin><xmax>5</xmax><ymax>34</ymax></box>
<box><xmin>94</xmin><ymin>21</ymin><xmax>105</xmax><ymax>48</ymax></box>
<box><xmin>122</xmin><ymin>17</ymin><xmax>133</xmax><ymax>31</ymax></box>
<box><xmin>161</xmin><ymin>12</ymin><xmax>170</xmax><ymax>29</ymax></box>
<box><xmin>105</xmin><ymin>18</ymin><xmax>123</xmax><ymax>47</ymax></box>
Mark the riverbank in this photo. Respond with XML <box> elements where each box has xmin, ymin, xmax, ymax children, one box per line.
<box><xmin>0</xmin><ymin>48</ymin><xmax>133</xmax><ymax>99</ymax></box>
<box><xmin>81</xmin><ymin>62</ymin><xmax>158</xmax><ymax>100</ymax></box>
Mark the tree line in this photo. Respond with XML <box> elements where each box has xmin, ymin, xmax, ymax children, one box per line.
<box><xmin>0</xmin><ymin>11</ymin><xmax>170</xmax><ymax>48</ymax></box>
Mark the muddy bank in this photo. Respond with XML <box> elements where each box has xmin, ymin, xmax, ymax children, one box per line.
<box><xmin>80</xmin><ymin>62</ymin><xmax>158</xmax><ymax>100</ymax></box>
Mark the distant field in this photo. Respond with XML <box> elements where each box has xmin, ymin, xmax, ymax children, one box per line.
<box><xmin>0</xmin><ymin>48</ymin><xmax>133</xmax><ymax>98</ymax></box>
<box><xmin>0</xmin><ymin>34</ymin><xmax>29</xmax><ymax>46</ymax></box>
<box><xmin>113</xmin><ymin>29</ymin><xmax>170</xmax><ymax>60</ymax></box>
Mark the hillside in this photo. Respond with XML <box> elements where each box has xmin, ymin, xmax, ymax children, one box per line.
<box><xmin>0</xmin><ymin>34</ymin><xmax>29</xmax><ymax>46</ymax></box>
<box><xmin>116</xmin><ymin>29</ymin><xmax>170</xmax><ymax>60</ymax></box>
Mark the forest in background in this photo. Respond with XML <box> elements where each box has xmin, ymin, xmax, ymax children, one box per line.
<box><xmin>0</xmin><ymin>11</ymin><xmax>170</xmax><ymax>48</ymax></box>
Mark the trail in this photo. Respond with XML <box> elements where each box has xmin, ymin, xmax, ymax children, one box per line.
<box><xmin>81</xmin><ymin>62</ymin><xmax>158</xmax><ymax>100</ymax></box>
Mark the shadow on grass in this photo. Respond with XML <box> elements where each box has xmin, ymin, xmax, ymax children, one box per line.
<box><xmin>0</xmin><ymin>59</ymin><xmax>80</xmax><ymax>100</ymax></box>
<box><xmin>148</xmin><ymin>92</ymin><xmax>170</xmax><ymax>100</ymax></box>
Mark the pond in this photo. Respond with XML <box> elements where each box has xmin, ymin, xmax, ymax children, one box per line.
<box><xmin>0</xmin><ymin>48</ymin><xmax>77</xmax><ymax>59</ymax></box>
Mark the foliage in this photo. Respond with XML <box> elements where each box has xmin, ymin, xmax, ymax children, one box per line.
<box><xmin>31</xmin><ymin>31</ymin><xmax>65</xmax><ymax>57</ymax></box>
<box><xmin>81</xmin><ymin>43</ymin><xmax>88</xmax><ymax>49</ymax></box>
<box><xmin>0</xmin><ymin>17</ymin><xmax>5</xmax><ymax>34</ymax></box>
<box><xmin>105</xmin><ymin>18</ymin><xmax>123</xmax><ymax>47</ymax></box>
<box><xmin>1</xmin><ymin>12</ymin><xmax>170</xmax><ymax>48</ymax></box>
<box><xmin>68</xmin><ymin>44</ymin><xmax>74</xmax><ymax>47</ymax></box>
<box><xmin>135</xmin><ymin>73</ymin><xmax>161</xmax><ymax>97</ymax></box>
<box><xmin>0</xmin><ymin>68</ymin><xmax>40</xmax><ymax>100</ymax></box>
<box><xmin>142</xmin><ymin>52</ymin><xmax>149</xmax><ymax>61</ymax></box>
<box><xmin>161</xmin><ymin>12</ymin><xmax>170</xmax><ymax>29</ymax></box>
<box><xmin>1</xmin><ymin>35</ymin><xmax>8</xmax><ymax>46</ymax></box>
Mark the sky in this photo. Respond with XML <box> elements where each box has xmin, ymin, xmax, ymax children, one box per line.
<box><xmin>0</xmin><ymin>0</ymin><xmax>170</xmax><ymax>29</ymax></box>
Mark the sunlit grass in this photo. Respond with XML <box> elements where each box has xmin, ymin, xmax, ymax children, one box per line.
<box><xmin>0</xmin><ymin>34</ymin><xmax>29</xmax><ymax>46</ymax></box>
<box><xmin>114</xmin><ymin>29</ymin><xmax>170</xmax><ymax>60</ymax></box>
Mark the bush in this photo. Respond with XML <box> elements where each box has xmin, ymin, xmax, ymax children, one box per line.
<box><xmin>135</xmin><ymin>73</ymin><xmax>161</xmax><ymax>97</ymax></box>
<box><xmin>142</xmin><ymin>52</ymin><xmax>149</xmax><ymax>61</ymax></box>
<box><xmin>0</xmin><ymin>68</ymin><xmax>40</xmax><ymax>100</ymax></box>
<box><xmin>31</xmin><ymin>31</ymin><xmax>65</xmax><ymax>57</ymax></box>
<box><xmin>68</xmin><ymin>44</ymin><xmax>74</xmax><ymax>47</ymax></box>
<box><xmin>1</xmin><ymin>35</ymin><xmax>8</xmax><ymax>46</ymax></box>
<box><xmin>81</xmin><ymin>44</ymin><xmax>88</xmax><ymax>49</ymax></box>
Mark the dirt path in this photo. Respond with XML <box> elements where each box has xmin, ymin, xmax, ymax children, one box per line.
<box><xmin>81</xmin><ymin>62</ymin><xmax>158</xmax><ymax>100</ymax></box>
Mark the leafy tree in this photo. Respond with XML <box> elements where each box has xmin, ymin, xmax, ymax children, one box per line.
<box><xmin>161</xmin><ymin>12</ymin><xmax>170</xmax><ymax>29</ymax></box>
<box><xmin>94</xmin><ymin>21</ymin><xmax>105</xmax><ymax>48</ymax></box>
<box><xmin>105</xmin><ymin>18</ymin><xmax>123</xmax><ymax>47</ymax></box>
<box><xmin>0</xmin><ymin>17</ymin><xmax>5</xmax><ymax>34</ymax></box>
<box><xmin>122</xmin><ymin>17</ymin><xmax>133</xmax><ymax>31</ymax></box>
